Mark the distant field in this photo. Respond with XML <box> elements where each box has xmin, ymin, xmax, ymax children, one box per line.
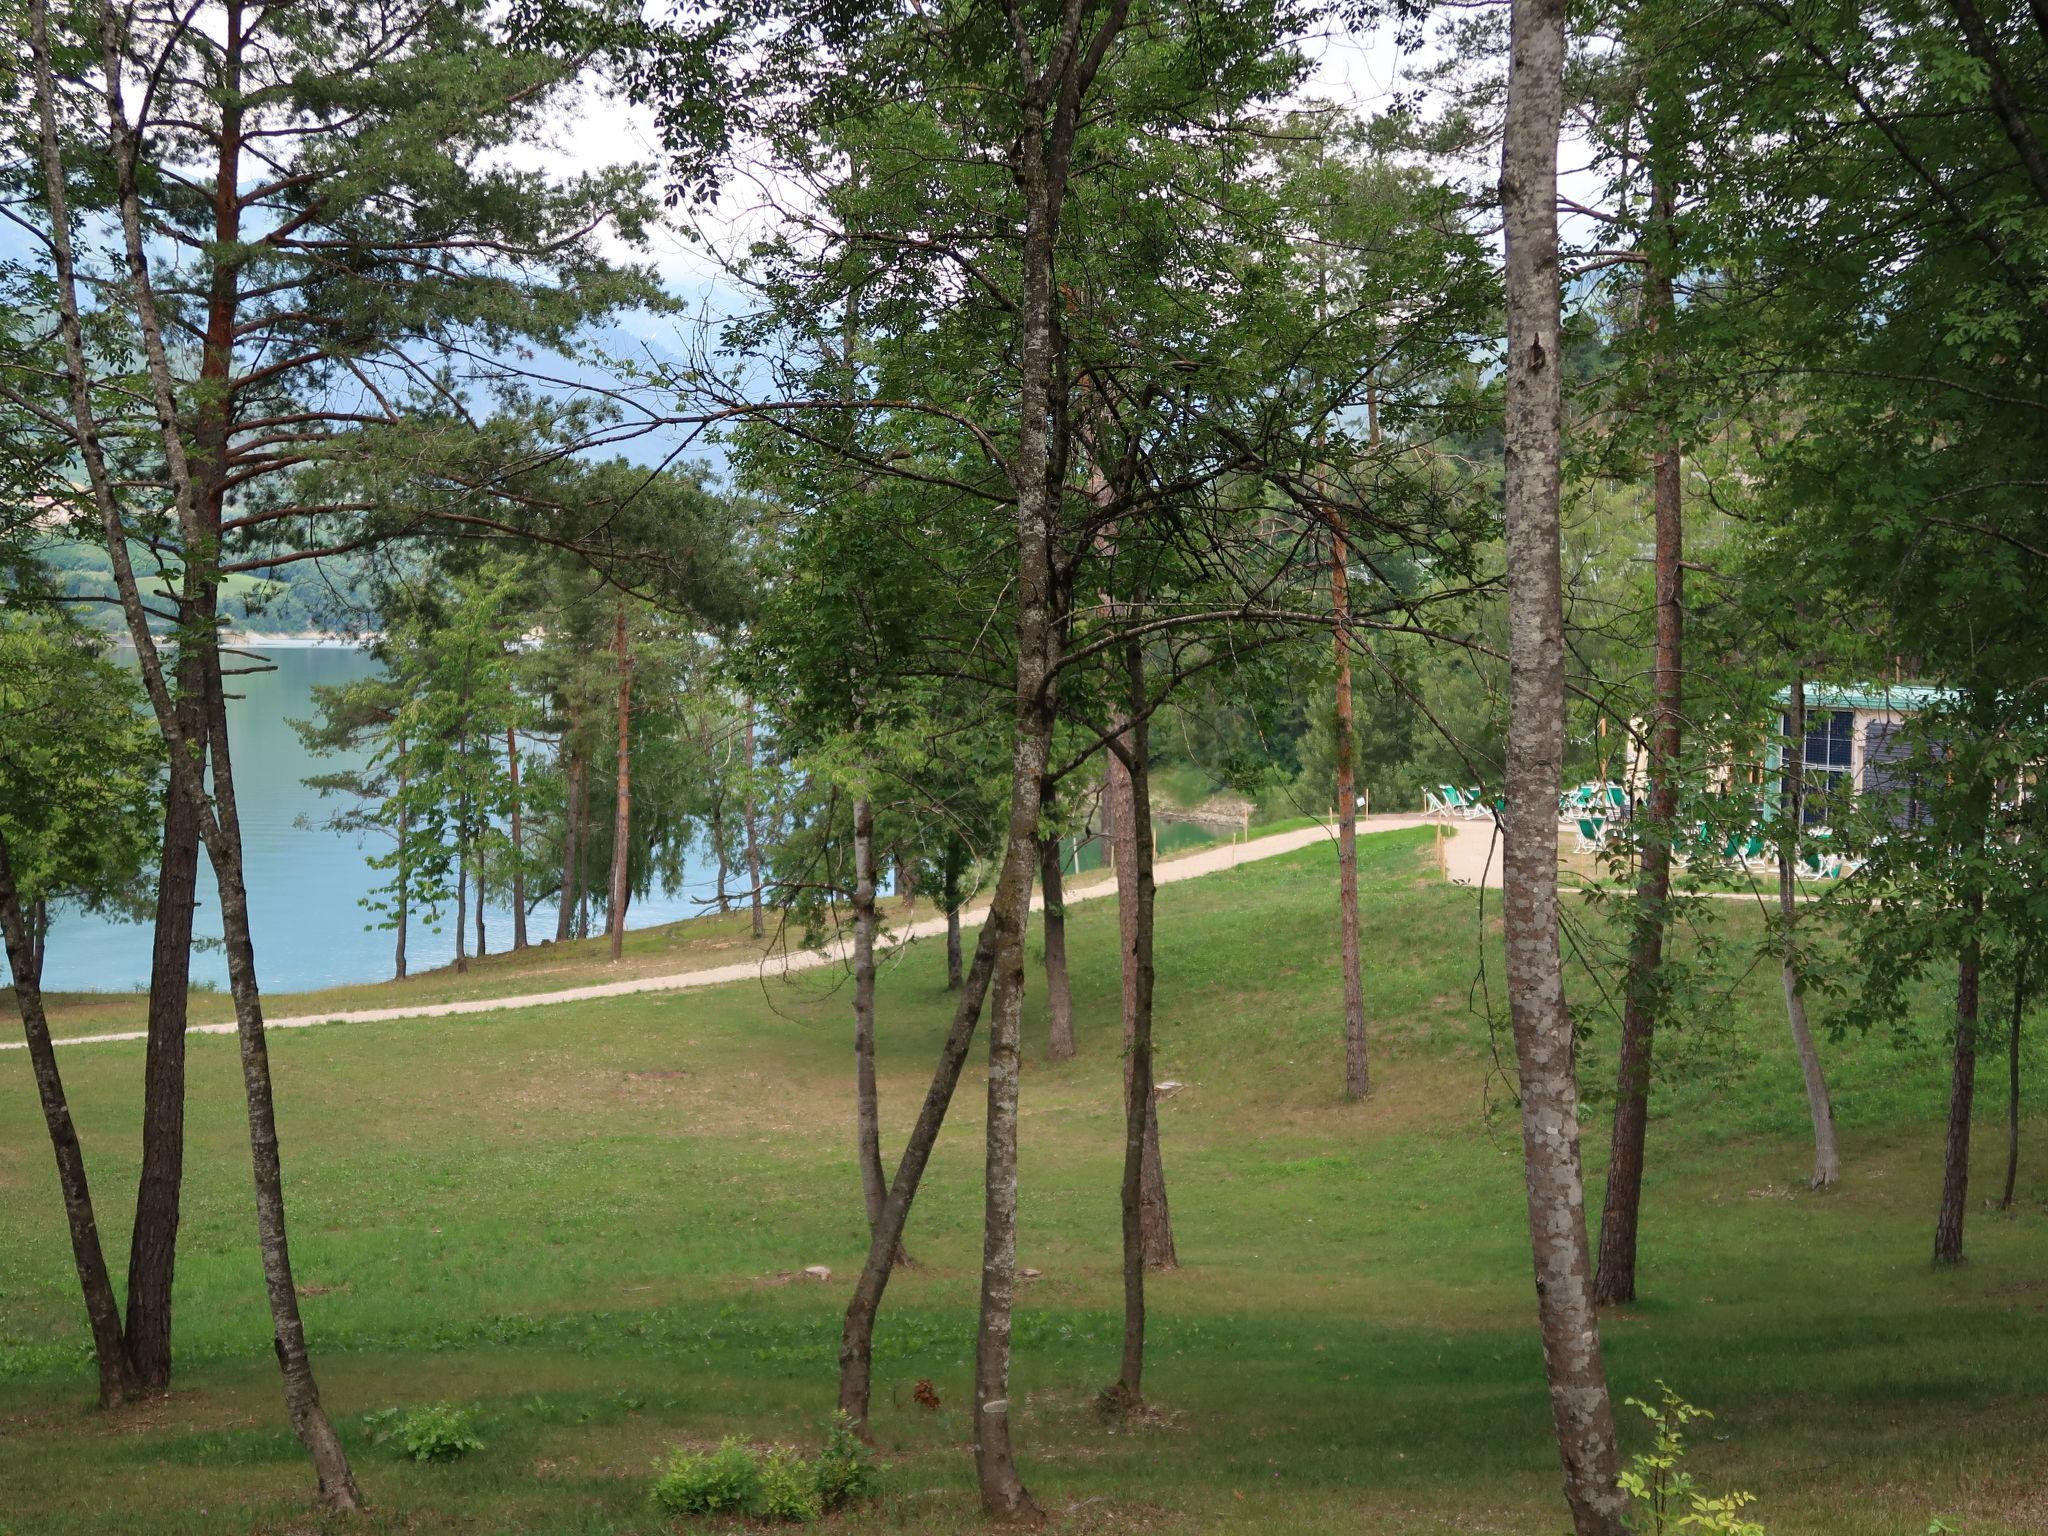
<box><xmin>1</xmin><ymin>828</ymin><xmax>2041</xmax><ymax>1534</ymax></box>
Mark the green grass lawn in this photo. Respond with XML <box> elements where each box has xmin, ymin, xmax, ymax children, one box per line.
<box><xmin>1</xmin><ymin>828</ymin><xmax>2042</xmax><ymax>1534</ymax></box>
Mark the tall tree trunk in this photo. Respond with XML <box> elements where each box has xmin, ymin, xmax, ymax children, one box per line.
<box><xmin>125</xmin><ymin>654</ymin><xmax>203</xmax><ymax>1396</ymax></box>
<box><xmin>0</xmin><ymin>837</ymin><xmax>134</xmax><ymax>1408</ymax></box>
<box><xmin>198</xmin><ymin>644</ymin><xmax>364</xmax><ymax>1507</ymax></box>
<box><xmin>1331</xmin><ymin>506</ymin><xmax>1369</xmax><ymax>1099</ymax></box>
<box><xmin>974</xmin><ymin>754</ymin><xmax>1045</xmax><ymax>1522</ymax></box>
<box><xmin>1777</xmin><ymin>675</ymin><xmax>1840</xmax><ymax>1188</ymax></box>
<box><xmin>508</xmin><ymin>726</ymin><xmax>528</xmax><ymax>951</ymax></box>
<box><xmin>1107</xmin><ymin>703</ymin><xmax>1175</xmax><ymax>1269</ymax></box>
<box><xmin>454</xmin><ymin>813</ymin><xmax>470</xmax><ymax>975</ymax></box>
<box><xmin>1594</xmin><ymin>171</ymin><xmax>1684</xmax><ymax>1308</ymax></box>
<box><xmin>897</xmin><ymin>850</ymin><xmax>918</xmax><ymax>911</ymax></box>
<box><xmin>2005</xmin><ymin>962</ymin><xmax>2025</xmax><ymax>1210</ymax></box>
<box><xmin>1112</xmin><ymin>640</ymin><xmax>1159</xmax><ymax>1405</ymax></box>
<box><xmin>474</xmin><ymin>831</ymin><xmax>487</xmax><ymax>959</ymax></box>
<box><xmin>35</xmin><ymin>0</ymin><xmax>362</xmax><ymax>1499</ymax></box>
<box><xmin>1936</xmin><ymin>867</ymin><xmax>1988</xmax><ymax>1263</ymax></box>
<box><xmin>1500</xmin><ymin>0</ymin><xmax>1628</xmax><ymax>1525</ymax></box>
<box><xmin>838</xmin><ymin>902</ymin><xmax>1003</xmax><ymax>1433</ymax></box>
<box><xmin>743</xmin><ymin>711</ymin><xmax>766</xmax><ymax>939</ymax></box>
<box><xmin>394</xmin><ymin>741</ymin><xmax>410</xmax><ymax>981</ymax></box>
<box><xmin>852</xmin><ymin>795</ymin><xmax>889</xmax><ymax>1236</ymax></box>
<box><xmin>1040</xmin><ymin>833</ymin><xmax>1076</xmax><ymax>1060</ymax></box>
<box><xmin>609</xmin><ymin>602</ymin><xmax>632</xmax><ymax>963</ymax></box>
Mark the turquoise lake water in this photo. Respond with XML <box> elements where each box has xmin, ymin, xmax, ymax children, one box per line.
<box><xmin>38</xmin><ymin>644</ymin><xmax>723</xmax><ymax>995</ymax></box>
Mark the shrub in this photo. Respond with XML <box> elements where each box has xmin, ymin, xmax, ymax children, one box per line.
<box><xmin>652</xmin><ymin>1438</ymin><xmax>760</xmax><ymax>1516</ymax></box>
<box><xmin>364</xmin><ymin>1402</ymin><xmax>485</xmax><ymax>1463</ymax></box>
<box><xmin>756</xmin><ymin>1450</ymin><xmax>824</xmax><ymax>1522</ymax></box>
<box><xmin>650</xmin><ymin>1419</ymin><xmax>882</xmax><ymax>1524</ymax></box>
<box><xmin>1618</xmin><ymin>1383</ymin><xmax>1764</xmax><ymax>1536</ymax></box>
<box><xmin>811</xmin><ymin>1413</ymin><xmax>880</xmax><ymax>1511</ymax></box>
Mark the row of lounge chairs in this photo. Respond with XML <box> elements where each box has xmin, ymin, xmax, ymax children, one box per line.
<box><xmin>1426</xmin><ymin>782</ymin><xmax>1854</xmax><ymax>879</ymax></box>
<box><xmin>1570</xmin><ymin>817</ymin><xmax>1855</xmax><ymax>878</ymax></box>
<box><xmin>1424</xmin><ymin>784</ymin><xmax>1495</xmax><ymax>819</ymax></box>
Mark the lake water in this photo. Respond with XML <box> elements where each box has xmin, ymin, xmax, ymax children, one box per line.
<box><xmin>39</xmin><ymin>644</ymin><xmax>725</xmax><ymax>995</ymax></box>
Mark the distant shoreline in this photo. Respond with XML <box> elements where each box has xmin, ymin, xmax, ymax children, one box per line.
<box><xmin>110</xmin><ymin>630</ymin><xmax>377</xmax><ymax>652</ymax></box>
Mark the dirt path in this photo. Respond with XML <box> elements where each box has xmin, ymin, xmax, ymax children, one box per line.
<box><xmin>14</xmin><ymin>815</ymin><xmax>1454</xmax><ymax>1053</ymax></box>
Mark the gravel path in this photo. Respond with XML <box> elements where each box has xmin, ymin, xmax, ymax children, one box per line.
<box><xmin>13</xmin><ymin>813</ymin><xmax>1457</xmax><ymax>1052</ymax></box>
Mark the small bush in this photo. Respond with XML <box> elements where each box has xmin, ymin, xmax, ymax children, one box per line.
<box><xmin>1619</xmin><ymin>1383</ymin><xmax>1763</xmax><ymax>1535</ymax></box>
<box><xmin>362</xmin><ymin>1402</ymin><xmax>485</xmax><ymax>1463</ymax></box>
<box><xmin>756</xmin><ymin>1450</ymin><xmax>824</xmax><ymax>1522</ymax></box>
<box><xmin>652</xmin><ymin>1438</ymin><xmax>760</xmax><ymax>1516</ymax></box>
<box><xmin>811</xmin><ymin>1413</ymin><xmax>880</xmax><ymax>1511</ymax></box>
<box><xmin>651</xmin><ymin>1419</ymin><xmax>881</xmax><ymax>1524</ymax></box>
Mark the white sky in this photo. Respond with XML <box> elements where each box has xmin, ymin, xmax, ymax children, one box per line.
<box><xmin>542</xmin><ymin>17</ymin><xmax>1436</xmax><ymax>302</ymax></box>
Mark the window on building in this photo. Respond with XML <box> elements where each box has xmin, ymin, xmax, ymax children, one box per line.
<box><xmin>1863</xmin><ymin>720</ymin><xmax>1931</xmax><ymax>829</ymax></box>
<box><xmin>1782</xmin><ymin>708</ymin><xmax>1854</xmax><ymax>824</ymax></box>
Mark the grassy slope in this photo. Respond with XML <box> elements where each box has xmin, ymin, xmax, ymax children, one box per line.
<box><xmin>0</xmin><ymin>828</ymin><xmax>2042</xmax><ymax>1535</ymax></box>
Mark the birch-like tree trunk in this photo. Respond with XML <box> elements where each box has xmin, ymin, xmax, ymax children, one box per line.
<box><xmin>0</xmin><ymin>837</ymin><xmax>133</xmax><ymax>1407</ymax></box>
<box><xmin>852</xmin><ymin>795</ymin><xmax>889</xmax><ymax>1236</ymax></box>
<box><xmin>1594</xmin><ymin>172</ymin><xmax>1684</xmax><ymax>1306</ymax></box>
<box><xmin>1500</xmin><ymin>0</ymin><xmax>1627</xmax><ymax>1523</ymax></box>
<box><xmin>609</xmin><ymin>602</ymin><xmax>633</xmax><ymax>963</ymax></box>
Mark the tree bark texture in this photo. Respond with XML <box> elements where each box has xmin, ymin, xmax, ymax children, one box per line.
<box><xmin>1040</xmin><ymin>834</ymin><xmax>1076</xmax><ymax>1060</ymax></box>
<box><xmin>1500</xmin><ymin>0</ymin><xmax>1628</xmax><ymax>1524</ymax></box>
<box><xmin>126</xmin><ymin>653</ymin><xmax>203</xmax><ymax>1395</ymax></box>
<box><xmin>1107</xmin><ymin>710</ymin><xmax>1176</xmax><ymax>1269</ymax></box>
<box><xmin>852</xmin><ymin>796</ymin><xmax>889</xmax><ymax>1236</ymax></box>
<box><xmin>1595</xmin><ymin>171</ymin><xmax>1684</xmax><ymax>1307</ymax></box>
<box><xmin>0</xmin><ymin>836</ymin><xmax>134</xmax><ymax>1408</ymax></box>
<box><xmin>609</xmin><ymin>602</ymin><xmax>633</xmax><ymax>963</ymax></box>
